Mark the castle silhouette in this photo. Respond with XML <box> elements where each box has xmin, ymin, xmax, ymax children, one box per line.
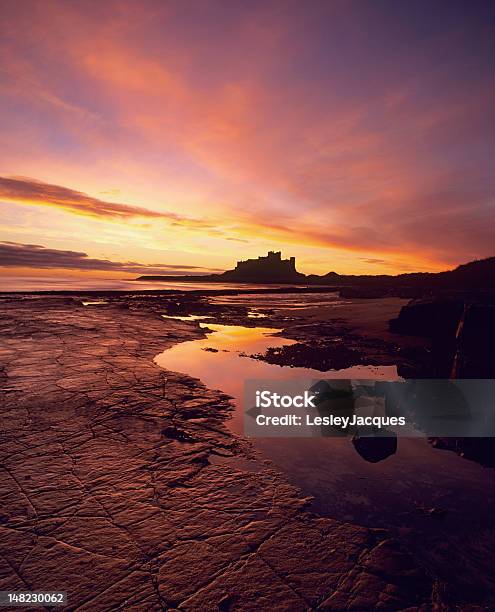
<box><xmin>221</xmin><ymin>251</ymin><xmax>304</xmax><ymax>282</ymax></box>
<box><xmin>136</xmin><ymin>251</ymin><xmax>495</xmax><ymax>289</ymax></box>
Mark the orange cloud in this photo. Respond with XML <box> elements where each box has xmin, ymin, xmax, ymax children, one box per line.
<box><xmin>0</xmin><ymin>176</ymin><xmax>214</xmax><ymax>229</ymax></box>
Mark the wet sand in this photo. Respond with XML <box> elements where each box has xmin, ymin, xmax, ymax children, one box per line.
<box><xmin>275</xmin><ymin>296</ymin><xmax>427</xmax><ymax>345</ymax></box>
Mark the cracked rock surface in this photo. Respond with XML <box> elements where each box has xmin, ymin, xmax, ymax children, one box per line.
<box><xmin>0</xmin><ymin>298</ymin><xmax>438</xmax><ymax>610</ymax></box>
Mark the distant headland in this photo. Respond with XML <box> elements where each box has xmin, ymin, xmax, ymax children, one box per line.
<box><xmin>136</xmin><ymin>251</ymin><xmax>495</xmax><ymax>291</ymax></box>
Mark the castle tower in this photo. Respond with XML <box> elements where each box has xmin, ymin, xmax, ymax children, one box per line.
<box><xmin>224</xmin><ymin>251</ymin><xmax>302</xmax><ymax>281</ymax></box>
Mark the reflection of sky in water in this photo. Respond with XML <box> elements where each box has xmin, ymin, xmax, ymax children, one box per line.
<box><xmin>155</xmin><ymin>323</ymin><xmax>397</xmax><ymax>433</ymax></box>
<box><xmin>210</xmin><ymin>291</ymin><xmax>348</xmax><ymax>310</ymax></box>
<box><xmin>155</xmin><ymin>322</ymin><xmax>495</xmax><ymax>545</ymax></box>
<box><xmin>1</xmin><ymin>276</ymin><xmax>315</xmax><ymax>292</ymax></box>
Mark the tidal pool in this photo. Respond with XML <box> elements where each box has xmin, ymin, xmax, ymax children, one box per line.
<box><xmin>155</xmin><ymin>322</ymin><xmax>397</xmax><ymax>433</ymax></box>
<box><xmin>154</xmin><ymin>320</ymin><xmax>495</xmax><ymax>580</ymax></box>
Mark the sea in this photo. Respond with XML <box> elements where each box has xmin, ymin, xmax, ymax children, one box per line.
<box><xmin>0</xmin><ymin>275</ymin><xmax>311</xmax><ymax>293</ymax></box>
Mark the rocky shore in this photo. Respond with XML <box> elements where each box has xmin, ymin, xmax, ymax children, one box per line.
<box><xmin>0</xmin><ymin>296</ymin><xmax>447</xmax><ymax>610</ymax></box>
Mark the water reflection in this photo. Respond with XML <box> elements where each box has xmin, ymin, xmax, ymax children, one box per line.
<box><xmin>154</xmin><ymin>323</ymin><xmax>396</xmax><ymax>432</ymax></box>
<box><xmin>310</xmin><ymin>379</ymin><xmax>399</xmax><ymax>463</ymax></box>
<box><xmin>210</xmin><ymin>291</ymin><xmax>349</xmax><ymax>310</ymax></box>
<box><xmin>247</xmin><ymin>310</ymin><xmax>267</xmax><ymax>318</ymax></box>
<box><xmin>154</xmin><ymin>322</ymin><xmax>495</xmax><ymax>540</ymax></box>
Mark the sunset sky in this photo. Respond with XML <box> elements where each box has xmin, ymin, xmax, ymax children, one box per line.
<box><xmin>1</xmin><ymin>0</ymin><xmax>494</xmax><ymax>280</ymax></box>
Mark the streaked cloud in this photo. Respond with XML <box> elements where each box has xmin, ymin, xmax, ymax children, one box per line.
<box><xmin>0</xmin><ymin>176</ymin><xmax>212</xmax><ymax>228</ymax></box>
<box><xmin>0</xmin><ymin>241</ymin><xmax>221</xmax><ymax>275</ymax></box>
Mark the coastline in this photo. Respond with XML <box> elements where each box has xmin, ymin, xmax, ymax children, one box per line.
<box><xmin>0</xmin><ymin>296</ymin><xmax>439</xmax><ymax>609</ymax></box>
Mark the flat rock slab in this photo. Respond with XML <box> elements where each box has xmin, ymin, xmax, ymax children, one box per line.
<box><xmin>0</xmin><ymin>298</ymin><xmax>437</xmax><ymax>610</ymax></box>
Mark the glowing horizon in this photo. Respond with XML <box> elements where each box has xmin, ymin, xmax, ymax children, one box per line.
<box><xmin>1</xmin><ymin>1</ymin><xmax>494</xmax><ymax>279</ymax></box>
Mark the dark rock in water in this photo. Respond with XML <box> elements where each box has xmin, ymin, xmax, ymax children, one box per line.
<box><xmin>252</xmin><ymin>342</ymin><xmax>364</xmax><ymax>371</ymax></box>
<box><xmin>390</xmin><ymin>298</ymin><xmax>495</xmax><ymax>379</ymax></box>
<box><xmin>390</xmin><ymin>298</ymin><xmax>464</xmax><ymax>377</ymax></box>
<box><xmin>389</xmin><ymin>298</ymin><xmax>464</xmax><ymax>337</ymax></box>
<box><xmin>352</xmin><ymin>431</ymin><xmax>397</xmax><ymax>463</ymax></box>
<box><xmin>395</xmin><ymin>345</ymin><xmax>434</xmax><ymax>378</ymax></box>
<box><xmin>310</xmin><ymin>379</ymin><xmax>355</xmax><ymax>436</ymax></box>
<box><xmin>453</xmin><ymin>303</ymin><xmax>495</xmax><ymax>377</ymax></box>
